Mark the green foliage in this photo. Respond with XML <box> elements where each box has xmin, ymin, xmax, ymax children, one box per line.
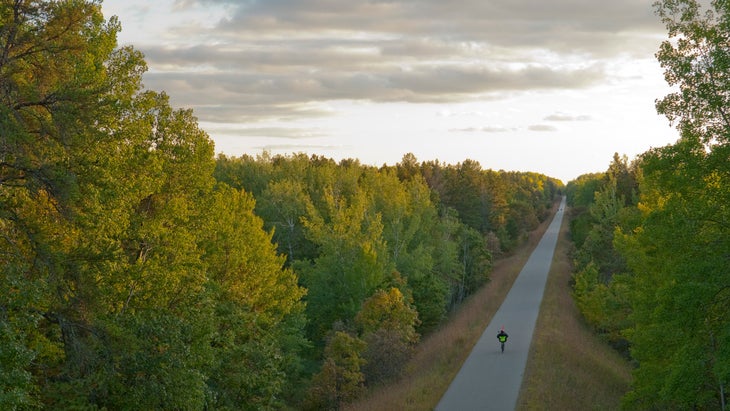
<box><xmin>305</xmin><ymin>331</ymin><xmax>366</xmax><ymax>410</ymax></box>
<box><xmin>408</xmin><ymin>271</ymin><xmax>449</xmax><ymax>333</ymax></box>
<box><xmin>453</xmin><ymin>224</ymin><xmax>492</xmax><ymax>306</ymax></box>
<box><xmin>1</xmin><ymin>1</ymin><xmax>309</xmax><ymax>409</ymax></box>
<box><xmin>88</xmin><ymin>309</ymin><xmax>212</xmax><ymax>411</ymax></box>
<box><xmin>0</xmin><ymin>318</ymin><xmax>38</xmax><ymax>410</ymax></box>
<box><xmin>569</xmin><ymin>211</ymin><xmax>593</xmax><ymax>248</ymax></box>
<box><xmin>567</xmin><ymin>155</ymin><xmax>640</xmax><ymax>355</ymax></box>
<box><xmin>572</xmin><ymin>263</ymin><xmax>603</xmax><ymax>326</ymax></box>
<box><xmin>213</xmin><ymin>151</ymin><xmax>560</xmax><ymax>404</ymax></box>
<box><xmin>258</xmin><ymin>179</ymin><xmax>313</xmax><ymax>264</ymax></box>
<box><xmin>298</xmin><ymin>185</ymin><xmax>392</xmax><ymax>343</ymax></box>
<box><xmin>618</xmin><ymin>137</ymin><xmax>730</xmax><ymax>409</ymax></box>
<box><xmin>0</xmin><ymin>2</ymin><xmax>564</xmax><ymax>408</ymax></box>
<box><xmin>355</xmin><ymin>288</ymin><xmax>420</xmax><ymax>384</ymax></box>
<box><xmin>572</xmin><ymin>263</ymin><xmax>631</xmax><ymax>347</ymax></box>
<box><xmin>566</xmin><ymin>173</ymin><xmax>604</xmax><ymax>210</ymax></box>
<box><xmin>444</xmin><ymin>159</ymin><xmax>495</xmax><ymax>233</ymax></box>
<box><xmin>655</xmin><ymin>0</ymin><xmax>730</xmax><ymax>148</ymax></box>
<box><xmin>200</xmin><ymin>184</ymin><xmax>307</xmax><ymax>409</ymax></box>
<box><xmin>568</xmin><ymin>2</ymin><xmax>730</xmax><ymax>408</ymax></box>
<box><xmin>613</xmin><ymin>1</ymin><xmax>730</xmax><ymax>407</ymax></box>
<box><xmin>575</xmin><ymin>178</ymin><xmax>625</xmax><ymax>282</ymax></box>
<box><xmin>361</xmin><ymin>168</ymin><xmax>448</xmax><ymax>332</ymax></box>
<box><xmin>355</xmin><ymin>288</ymin><xmax>418</xmax><ymax>339</ymax></box>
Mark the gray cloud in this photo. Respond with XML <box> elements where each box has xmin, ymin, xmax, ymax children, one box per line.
<box><xmin>528</xmin><ymin>124</ymin><xmax>559</xmax><ymax>132</ymax></box>
<box><xmin>257</xmin><ymin>143</ymin><xmax>342</xmax><ymax>151</ymax></box>
<box><xmin>140</xmin><ymin>0</ymin><xmax>665</xmax><ymax>123</ymax></box>
<box><xmin>183</xmin><ymin>0</ymin><xmax>662</xmax><ymax>53</ymax></box>
<box><xmin>451</xmin><ymin>126</ymin><xmax>516</xmax><ymax>133</ymax></box>
<box><xmin>143</xmin><ymin>57</ymin><xmax>606</xmax><ymax>121</ymax></box>
<box><xmin>544</xmin><ymin>112</ymin><xmax>592</xmax><ymax>122</ymax></box>
<box><xmin>208</xmin><ymin>126</ymin><xmax>327</xmax><ymax>139</ymax></box>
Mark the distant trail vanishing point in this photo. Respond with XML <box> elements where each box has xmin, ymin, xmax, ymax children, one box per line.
<box><xmin>436</xmin><ymin>197</ymin><xmax>566</xmax><ymax>411</ymax></box>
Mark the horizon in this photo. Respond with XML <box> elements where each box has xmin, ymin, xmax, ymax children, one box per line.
<box><xmin>102</xmin><ymin>0</ymin><xmax>680</xmax><ymax>183</ymax></box>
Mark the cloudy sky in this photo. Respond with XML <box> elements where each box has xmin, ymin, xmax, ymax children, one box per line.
<box><xmin>102</xmin><ymin>0</ymin><xmax>679</xmax><ymax>182</ymax></box>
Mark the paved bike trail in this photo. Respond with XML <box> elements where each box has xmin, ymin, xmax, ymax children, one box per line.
<box><xmin>436</xmin><ymin>197</ymin><xmax>566</xmax><ymax>411</ymax></box>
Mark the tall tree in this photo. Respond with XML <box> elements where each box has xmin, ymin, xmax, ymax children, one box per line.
<box><xmin>618</xmin><ymin>1</ymin><xmax>730</xmax><ymax>408</ymax></box>
<box><xmin>257</xmin><ymin>178</ymin><xmax>313</xmax><ymax>265</ymax></box>
<box><xmin>1</xmin><ymin>2</ymin><xmax>310</xmax><ymax>409</ymax></box>
<box><xmin>445</xmin><ymin>159</ymin><xmax>490</xmax><ymax>233</ymax></box>
<box><xmin>655</xmin><ymin>0</ymin><xmax>730</xmax><ymax>149</ymax></box>
<box><xmin>620</xmin><ymin>138</ymin><xmax>730</xmax><ymax>409</ymax></box>
<box><xmin>304</xmin><ymin>330</ymin><xmax>366</xmax><ymax>410</ymax></box>
<box><xmin>0</xmin><ymin>1</ymin><xmax>141</xmax><ymax>407</ymax></box>
<box><xmin>355</xmin><ymin>287</ymin><xmax>419</xmax><ymax>384</ymax></box>
<box><xmin>200</xmin><ymin>184</ymin><xmax>307</xmax><ymax>409</ymax></box>
<box><xmin>360</xmin><ymin>168</ymin><xmax>450</xmax><ymax>330</ymax></box>
<box><xmin>568</xmin><ymin>160</ymin><xmax>638</xmax><ymax>352</ymax></box>
<box><xmin>297</xmin><ymin>184</ymin><xmax>392</xmax><ymax>344</ymax></box>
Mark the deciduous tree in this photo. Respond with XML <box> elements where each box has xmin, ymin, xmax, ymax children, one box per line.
<box><xmin>617</xmin><ymin>1</ymin><xmax>730</xmax><ymax>408</ymax></box>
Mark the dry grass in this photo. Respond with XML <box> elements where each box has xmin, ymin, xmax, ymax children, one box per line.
<box><xmin>345</xmin><ymin>203</ymin><xmax>560</xmax><ymax>411</ymax></box>
<box><xmin>516</xmin><ymin>208</ymin><xmax>632</xmax><ymax>410</ymax></box>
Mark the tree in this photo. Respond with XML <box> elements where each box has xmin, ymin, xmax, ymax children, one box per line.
<box><xmin>616</xmin><ymin>1</ymin><xmax>730</xmax><ymax>408</ymax></box>
<box><xmin>0</xmin><ymin>1</ymin><xmax>149</xmax><ymax>406</ymax></box>
<box><xmin>655</xmin><ymin>0</ymin><xmax>730</xmax><ymax>149</ymax></box>
<box><xmin>211</xmin><ymin>146</ymin><xmax>563</xmax><ymax>404</ymax></box>
<box><xmin>566</xmin><ymin>173</ymin><xmax>606</xmax><ymax>248</ymax></box>
<box><xmin>453</xmin><ymin>224</ymin><xmax>491</xmax><ymax>306</ymax></box>
<box><xmin>200</xmin><ymin>184</ymin><xmax>307</xmax><ymax>409</ymax></box>
<box><xmin>360</xmin><ymin>168</ymin><xmax>450</xmax><ymax>332</ymax></box>
<box><xmin>257</xmin><ymin>179</ymin><xmax>313</xmax><ymax>265</ymax></box>
<box><xmin>304</xmin><ymin>331</ymin><xmax>366</xmax><ymax>410</ymax></box>
<box><xmin>355</xmin><ymin>288</ymin><xmax>419</xmax><ymax>384</ymax></box>
<box><xmin>298</xmin><ymin>184</ymin><xmax>392</xmax><ymax>345</ymax></box>
<box><xmin>395</xmin><ymin>152</ymin><xmax>420</xmax><ymax>181</ymax></box>
<box><xmin>605</xmin><ymin>153</ymin><xmax>638</xmax><ymax>206</ymax></box>
<box><xmin>1</xmin><ymin>2</ymin><xmax>310</xmax><ymax>409</ymax></box>
<box><xmin>575</xmin><ymin>176</ymin><xmax>625</xmax><ymax>282</ymax></box>
<box><xmin>619</xmin><ymin>138</ymin><xmax>730</xmax><ymax>410</ymax></box>
<box><xmin>568</xmin><ymin>158</ymin><xmax>639</xmax><ymax>354</ymax></box>
<box><xmin>445</xmin><ymin>159</ymin><xmax>491</xmax><ymax>233</ymax></box>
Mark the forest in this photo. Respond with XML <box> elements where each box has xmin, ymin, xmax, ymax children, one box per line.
<box><xmin>4</xmin><ymin>0</ymin><xmax>730</xmax><ymax>410</ymax></box>
<box><xmin>0</xmin><ymin>1</ymin><xmax>562</xmax><ymax>409</ymax></box>
<box><xmin>567</xmin><ymin>1</ymin><xmax>730</xmax><ymax>409</ymax></box>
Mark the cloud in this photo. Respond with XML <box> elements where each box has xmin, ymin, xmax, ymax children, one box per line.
<box><xmin>128</xmin><ymin>0</ymin><xmax>665</xmax><ymax>124</ymax></box>
<box><xmin>204</xmin><ymin>126</ymin><xmax>327</xmax><ymax>139</ymax></box>
<box><xmin>142</xmin><ymin>57</ymin><xmax>606</xmax><ymax>121</ymax></box>
<box><xmin>451</xmin><ymin>126</ymin><xmax>516</xmax><ymax>133</ymax></box>
<box><xmin>182</xmin><ymin>0</ymin><xmax>662</xmax><ymax>54</ymax></box>
<box><xmin>437</xmin><ymin>109</ymin><xmax>487</xmax><ymax>117</ymax></box>
<box><xmin>544</xmin><ymin>112</ymin><xmax>592</xmax><ymax>122</ymax></box>
<box><xmin>528</xmin><ymin>124</ymin><xmax>559</xmax><ymax>132</ymax></box>
<box><xmin>257</xmin><ymin>143</ymin><xmax>342</xmax><ymax>151</ymax></box>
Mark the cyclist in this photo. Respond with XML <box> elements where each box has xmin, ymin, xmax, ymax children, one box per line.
<box><xmin>497</xmin><ymin>327</ymin><xmax>509</xmax><ymax>353</ymax></box>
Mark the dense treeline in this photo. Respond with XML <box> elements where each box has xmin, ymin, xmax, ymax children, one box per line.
<box><xmin>568</xmin><ymin>1</ymin><xmax>730</xmax><ymax>408</ymax></box>
<box><xmin>0</xmin><ymin>1</ymin><xmax>562</xmax><ymax>409</ymax></box>
<box><xmin>1</xmin><ymin>2</ymin><xmax>306</xmax><ymax>409</ymax></box>
<box><xmin>213</xmin><ymin>152</ymin><xmax>561</xmax><ymax>408</ymax></box>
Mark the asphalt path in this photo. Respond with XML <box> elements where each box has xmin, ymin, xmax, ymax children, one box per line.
<box><xmin>436</xmin><ymin>197</ymin><xmax>566</xmax><ymax>411</ymax></box>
